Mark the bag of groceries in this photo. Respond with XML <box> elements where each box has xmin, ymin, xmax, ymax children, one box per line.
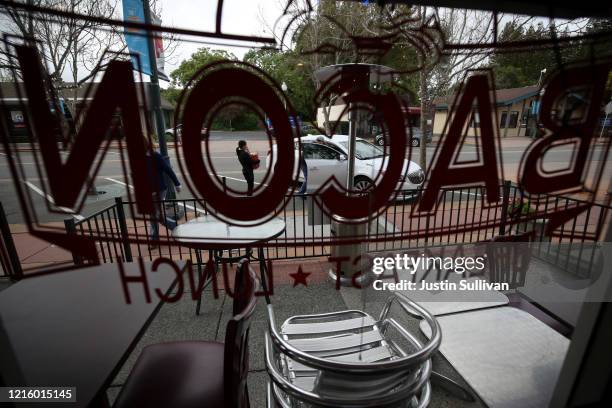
<box><xmin>250</xmin><ymin>152</ymin><xmax>260</xmax><ymax>170</ymax></box>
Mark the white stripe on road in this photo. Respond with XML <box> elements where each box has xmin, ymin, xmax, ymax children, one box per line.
<box><xmin>104</xmin><ymin>172</ymin><xmax>267</xmax><ymax>212</ymax></box>
<box><xmin>24</xmin><ymin>181</ymin><xmax>84</xmax><ymax>220</ymax></box>
<box><xmin>103</xmin><ymin>177</ymin><xmax>131</xmax><ymax>188</ymax></box>
<box><xmin>104</xmin><ymin>177</ymin><xmax>208</xmax><ymax>214</ymax></box>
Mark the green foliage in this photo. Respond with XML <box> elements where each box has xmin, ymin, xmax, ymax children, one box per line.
<box><xmin>243</xmin><ymin>48</ymin><xmax>315</xmax><ymax>120</ymax></box>
<box><xmin>490</xmin><ymin>22</ymin><xmax>555</xmax><ymax>88</ymax></box>
<box><xmin>160</xmin><ymin>86</ymin><xmax>181</xmax><ymax>107</ymax></box>
<box><xmin>510</xmin><ymin>201</ymin><xmax>536</xmax><ymax>217</ymax></box>
<box><xmin>490</xmin><ymin>19</ymin><xmax>612</xmax><ymax>89</ymax></box>
<box><xmin>494</xmin><ymin>65</ymin><xmax>529</xmax><ymax>90</ymax></box>
<box><xmin>210</xmin><ymin>104</ymin><xmax>261</xmax><ymax>131</ymax></box>
<box><xmin>170</xmin><ymin>48</ymin><xmax>237</xmax><ymax>87</ymax></box>
<box><xmin>291</xmin><ymin>1</ymin><xmax>420</xmax><ymax>97</ymax></box>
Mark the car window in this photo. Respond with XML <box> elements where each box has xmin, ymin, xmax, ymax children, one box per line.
<box><xmin>339</xmin><ymin>140</ymin><xmax>384</xmax><ymax>160</ymax></box>
<box><xmin>302</xmin><ymin>143</ymin><xmax>340</xmax><ymax>160</ymax></box>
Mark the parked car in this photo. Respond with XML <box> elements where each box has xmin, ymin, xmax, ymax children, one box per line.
<box><xmin>266</xmin><ymin>134</ymin><xmax>425</xmax><ymax>193</ymax></box>
<box><xmin>164</xmin><ymin>124</ymin><xmax>208</xmax><ymax>141</ymax></box>
<box><xmin>300</xmin><ymin>123</ymin><xmax>317</xmax><ymax>135</ymax></box>
<box><xmin>375</xmin><ymin>127</ymin><xmax>432</xmax><ymax>147</ymax></box>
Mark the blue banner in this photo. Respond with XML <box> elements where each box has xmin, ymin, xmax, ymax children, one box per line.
<box><xmin>123</xmin><ymin>0</ymin><xmax>151</xmax><ymax>76</ymax></box>
<box><xmin>122</xmin><ymin>0</ymin><xmax>168</xmax><ymax>80</ymax></box>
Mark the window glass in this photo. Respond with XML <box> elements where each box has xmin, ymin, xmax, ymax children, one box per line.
<box><xmin>508</xmin><ymin>111</ymin><xmax>519</xmax><ymax>128</ymax></box>
<box><xmin>302</xmin><ymin>143</ymin><xmax>340</xmax><ymax>160</ymax></box>
<box><xmin>500</xmin><ymin>111</ymin><xmax>519</xmax><ymax>128</ymax></box>
<box><xmin>10</xmin><ymin>110</ymin><xmax>25</xmax><ymax>128</ymax></box>
<box><xmin>338</xmin><ymin>140</ymin><xmax>384</xmax><ymax>160</ymax></box>
<box><xmin>470</xmin><ymin>112</ymin><xmax>480</xmax><ymax>128</ymax></box>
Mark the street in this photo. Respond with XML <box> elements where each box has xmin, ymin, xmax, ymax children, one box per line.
<box><xmin>0</xmin><ymin>131</ymin><xmax>609</xmax><ymax>224</ymax></box>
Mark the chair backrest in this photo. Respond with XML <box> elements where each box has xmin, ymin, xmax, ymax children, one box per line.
<box><xmin>224</xmin><ymin>259</ymin><xmax>257</xmax><ymax>408</ymax></box>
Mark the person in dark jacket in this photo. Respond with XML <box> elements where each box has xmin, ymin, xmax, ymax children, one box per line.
<box><xmin>146</xmin><ymin>149</ymin><xmax>182</xmax><ymax>246</ymax></box>
<box><xmin>236</xmin><ymin>140</ymin><xmax>259</xmax><ymax>196</ymax></box>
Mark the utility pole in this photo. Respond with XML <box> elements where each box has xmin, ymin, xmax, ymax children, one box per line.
<box><xmin>142</xmin><ymin>0</ymin><xmax>176</xmax><ymax>199</ymax></box>
<box><xmin>142</xmin><ymin>0</ymin><xmax>168</xmax><ymax>157</ymax></box>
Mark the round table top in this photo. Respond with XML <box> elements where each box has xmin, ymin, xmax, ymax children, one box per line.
<box><xmin>172</xmin><ymin>215</ymin><xmax>286</xmax><ymax>247</ymax></box>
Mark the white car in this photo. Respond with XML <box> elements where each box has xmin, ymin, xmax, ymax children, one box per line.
<box><xmin>164</xmin><ymin>124</ymin><xmax>208</xmax><ymax>141</ymax></box>
<box><xmin>266</xmin><ymin>134</ymin><xmax>425</xmax><ymax>193</ymax></box>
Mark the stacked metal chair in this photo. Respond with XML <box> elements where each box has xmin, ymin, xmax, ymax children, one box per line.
<box><xmin>265</xmin><ymin>292</ymin><xmax>441</xmax><ymax>407</ymax></box>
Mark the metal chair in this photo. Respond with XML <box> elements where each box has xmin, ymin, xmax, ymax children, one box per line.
<box><xmin>264</xmin><ymin>292</ymin><xmax>441</xmax><ymax>407</ymax></box>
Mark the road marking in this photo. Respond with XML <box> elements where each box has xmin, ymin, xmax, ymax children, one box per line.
<box><xmin>104</xmin><ymin>172</ymin><xmax>267</xmax><ymax>211</ymax></box>
<box><xmin>104</xmin><ymin>177</ymin><xmax>208</xmax><ymax>214</ymax></box>
<box><xmin>104</xmin><ymin>177</ymin><xmax>131</xmax><ymax>188</ymax></box>
<box><xmin>24</xmin><ymin>181</ymin><xmax>84</xmax><ymax>220</ymax></box>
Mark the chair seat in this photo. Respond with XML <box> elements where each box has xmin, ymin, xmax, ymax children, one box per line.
<box><xmin>114</xmin><ymin>341</ymin><xmax>225</xmax><ymax>408</ymax></box>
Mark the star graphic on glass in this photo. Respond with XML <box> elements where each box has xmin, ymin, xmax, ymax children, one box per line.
<box><xmin>289</xmin><ymin>266</ymin><xmax>311</xmax><ymax>287</ymax></box>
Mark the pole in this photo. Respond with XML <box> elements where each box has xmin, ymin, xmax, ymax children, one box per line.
<box><xmin>599</xmin><ymin>113</ymin><xmax>609</xmax><ymax>140</ymax></box>
<box><xmin>143</xmin><ymin>0</ymin><xmax>176</xmax><ymax>200</ymax></box>
<box><xmin>142</xmin><ymin>0</ymin><xmax>167</xmax><ymax>157</ymax></box>
<box><xmin>346</xmin><ymin>104</ymin><xmax>356</xmax><ymax>191</ymax></box>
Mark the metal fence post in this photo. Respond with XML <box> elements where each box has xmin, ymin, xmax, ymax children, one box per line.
<box><xmin>63</xmin><ymin>218</ymin><xmax>83</xmax><ymax>265</ymax></box>
<box><xmin>498</xmin><ymin>180</ymin><xmax>512</xmax><ymax>236</ymax></box>
<box><xmin>115</xmin><ymin>197</ymin><xmax>133</xmax><ymax>262</ymax></box>
<box><xmin>0</xmin><ymin>202</ymin><xmax>23</xmax><ymax>280</ymax></box>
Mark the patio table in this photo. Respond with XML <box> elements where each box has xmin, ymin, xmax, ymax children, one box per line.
<box><xmin>420</xmin><ymin>306</ymin><xmax>569</xmax><ymax>408</ymax></box>
<box><xmin>394</xmin><ymin>276</ymin><xmax>509</xmax><ymax>316</ymax></box>
<box><xmin>172</xmin><ymin>215</ymin><xmax>286</xmax><ymax>310</ymax></box>
<box><xmin>0</xmin><ymin>261</ymin><xmax>183</xmax><ymax>408</ymax></box>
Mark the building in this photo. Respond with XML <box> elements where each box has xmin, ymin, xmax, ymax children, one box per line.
<box><xmin>316</xmin><ymin>94</ymin><xmax>421</xmax><ymax>137</ymax></box>
<box><xmin>0</xmin><ymin>82</ymin><xmax>175</xmax><ymax>142</ymax></box>
<box><xmin>432</xmin><ymin>85</ymin><xmax>540</xmax><ymax>138</ymax></box>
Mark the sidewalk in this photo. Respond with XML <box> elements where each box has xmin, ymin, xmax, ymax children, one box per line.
<box><xmin>431</xmin><ymin>134</ymin><xmax>609</xmax><ymax>148</ymax></box>
<box><xmin>430</xmin><ymin>135</ymin><xmax>533</xmax><ymax>148</ymax></box>
<box><xmin>9</xmin><ymin>223</ymin><xmax>74</xmax><ymax>271</ymax></box>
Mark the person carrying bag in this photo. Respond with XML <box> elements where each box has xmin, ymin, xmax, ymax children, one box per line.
<box><xmin>236</xmin><ymin>140</ymin><xmax>259</xmax><ymax>196</ymax></box>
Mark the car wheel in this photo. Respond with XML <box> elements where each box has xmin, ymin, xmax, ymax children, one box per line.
<box><xmin>411</xmin><ymin>138</ymin><xmax>420</xmax><ymax>147</ymax></box>
<box><xmin>353</xmin><ymin>177</ymin><xmax>374</xmax><ymax>193</ymax></box>
<box><xmin>376</xmin><ymin>137</ymin><xmax>385</xmax><ymax>146</ymax></box>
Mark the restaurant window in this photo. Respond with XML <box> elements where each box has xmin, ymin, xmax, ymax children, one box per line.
<box><xmin>470</xmin><ymin>112</ymin><xmax>480</xmax><ymax>128</ymax></box>
<box><xmin>500</xmin><ymin>111</ymin><xmax>519</xmax><ymax>128</ymax></box>
<box><xmin>520</xmin><ymin>109</ymin><xmax>530</xmax><ymax>127</ymax></box>
<box><xmin>10</xmin><ymin>110</ymin><xmax>25</xmax><ymax>129</ymax></box>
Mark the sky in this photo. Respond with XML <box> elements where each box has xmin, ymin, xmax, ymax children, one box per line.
<box><xmin>157</xmin><ymin>0</ymin><xmax>286</xmax><ymax>80</ymax></box>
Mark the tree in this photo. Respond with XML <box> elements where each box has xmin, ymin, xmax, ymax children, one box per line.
<box><xmin>167</xmin><ymin>47</ymin><xmax>270</xmax><ymax>131</ymax></box>
<box><xmin>169</xmin><ymin>47</ymin><xmax>236</xmax><ymax>87</ymax></box>
<box><xmin>243</xmin><ymin>48</ymin><xmax>314</xmax><ymax>120</ymax></box>
<box><xmin>387</xmin><ymin>6</ymin><xmax>502</xmax><ymax>170</ymax></box>
<box><xmin>489</xmin><ymin>22</ymin><xmax>555</xmax><ymax>88</ymax></box>
<box><xmin>1</xmin><ymin>1</ymin><xmax>124</xmax><ymax>116</ymax></box>
<box><xmin>160</xmin><ymin>86</ymin><xmax>182</xmax><ymax>107</ymax></box>
<box><xmin>280</xmin><ymin>0</ymin><xmax>422</xmax><ymax>135</ymax></box>
<box><xmin>488</xmin><ymin>18</ymin><xmax>610</xmax><ymax>89</ymax></box>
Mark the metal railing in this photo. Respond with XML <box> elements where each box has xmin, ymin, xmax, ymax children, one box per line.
<box><xmin>63</xmin><ymin>183</ymin><xmax>610</xmax><ymax>277</ymax></box>
<box><xmin>0</xmin><ymin>201</ymin><xmax>22</xmax><ymax>280</ymax></box>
